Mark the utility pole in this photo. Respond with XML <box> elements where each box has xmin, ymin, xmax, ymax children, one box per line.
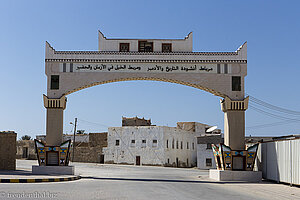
<box><xmin>72</xmin><ymin>118</ymin><xmax>77</xmax><ymax>162</ymax></box>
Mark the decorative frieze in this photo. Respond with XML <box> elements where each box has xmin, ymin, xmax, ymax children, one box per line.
<box><xmin>46</xmin><ymin>59</ymin><xmax>247</xmax><ymax>64</ymax></box>
<box><xmin>43</xmin><ymin>94</ymin><xmax>67</xmax><ymax>110</ymax></box>
<box><xmin>221</xmin><ymin>96</ymin><xmax>249</xmax><ymax>112</ymax></box>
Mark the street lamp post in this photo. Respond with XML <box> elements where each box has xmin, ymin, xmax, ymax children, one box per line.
<box><xmin>70</xmin><ymin>118</ymin><xmax>77</xmax><ymax>162</ymax></box>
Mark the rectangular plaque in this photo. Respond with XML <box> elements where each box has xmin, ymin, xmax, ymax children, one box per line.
<box><xmin>60</xmin><ymin>63</ymin><xmax>231</xmax><ymax>74</ymax></box>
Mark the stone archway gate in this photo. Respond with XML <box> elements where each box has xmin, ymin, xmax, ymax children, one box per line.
<box><xmin>43</xmin><ymin>31</ymin><xmax>248</xmax><ymax>165</ymax></box>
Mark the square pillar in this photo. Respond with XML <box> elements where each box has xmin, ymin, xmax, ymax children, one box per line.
<box><xmin>46</xmin><ymin>108</ymin><xmax>64</xmax><ymax>146</ymax></box>
<box><xmin>43</xmin><ymin>95</ymin><xmax>67</xmax><ymax>146</ymax></box>
<box><xmin>221</xmin><ymin>96</ymin><xmax>249</xmax><ymax>150</ymax></box>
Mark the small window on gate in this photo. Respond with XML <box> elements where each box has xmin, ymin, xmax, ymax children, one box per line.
<box><xmin>50</xmin><ymin>75</ymin><xmax>59</xmax><ymax>90</ymax></box>
<box><xmin>232</xmin><ymin>76</ymin><xmax>241</xmax><ymax>91</ymax></box>
<box><xmin>139</xmin><ymin>41</ymin><xmax>153</xmax><ymax>52</ymax></box>
<box><xmin>119</xmin><ymin>43</ymin><xmax>129</xmax><ymax>52</ymax></box>
<box><xmin>162</xmin><ymin>43</ymin><xmax>172</xmax><ymax>52</ymax></box>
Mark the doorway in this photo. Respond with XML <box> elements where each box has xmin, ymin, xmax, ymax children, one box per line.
<box><xmin>99</xmin><ymin>154</ymin><xmax>104</xmax><ymax>164</ymax></box>
<box><xmin>136</xmin><ymin>156</ymin><xmax>140</xmax><ymax>165</ymax></box>
<box><xmin>22</xmin><ymin>147</ymin><xmax>28</xmax><ymax>158</ymax></box>
<box><xmin>176</xmin><ymin>157</ymin><xmax>179</xmax><ymax>167</ymax></box>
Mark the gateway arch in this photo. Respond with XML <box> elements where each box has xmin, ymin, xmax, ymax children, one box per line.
<box><xmin>39</xmin><ymin>31</ymin><xmax>250</xmax><ymax>169</ymax></box>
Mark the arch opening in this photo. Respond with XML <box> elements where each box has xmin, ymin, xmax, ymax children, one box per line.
<box><xmin>63</xmin><ymin>77</ymin><xmax>227</xmax><ymax>98</ymax></box>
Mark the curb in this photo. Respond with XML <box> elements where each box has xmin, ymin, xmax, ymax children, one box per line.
<box><xmin>0</xmin><ymin>176</ymin><xmax>81</xmax><ymax>183</ymax></box>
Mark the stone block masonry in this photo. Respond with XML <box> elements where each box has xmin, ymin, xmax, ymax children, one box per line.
<box><xmin>69</xmin><ymin>132</ymin><xmax>108</xmax><ymax>163</ymax></box>
<box><xmin>0</xmin><ymin>131</ymin><xmax>17</xmax><ymax>170</ymax></box>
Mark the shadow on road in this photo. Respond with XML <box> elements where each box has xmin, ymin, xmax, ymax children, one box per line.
<box><xmin>0</xmin><ymin>170</ymin><xmax>33</xmax><ymax>176</ymax></box>
<box><xmin>81</xmin><ymin>176</ymin><xmax>264</xmax><ymax>184</ymax></box>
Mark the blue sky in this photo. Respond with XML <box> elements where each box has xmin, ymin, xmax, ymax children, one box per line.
<box><xmin>1</xmin><ymin>0</ymin><xmax>300</xmax><ymax>138</ymax></box>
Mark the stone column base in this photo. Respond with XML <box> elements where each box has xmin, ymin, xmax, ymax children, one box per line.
<box><xmin>209</xmin><ymin>169</ymin><xmax>262</xmax><ymax>182</ymax></box>
<box><xmin>32</xmin><ymin>165</ymin><xmax>74</xmax><ymax>175</ymax></box>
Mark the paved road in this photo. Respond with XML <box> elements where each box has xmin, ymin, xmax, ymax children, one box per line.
<box><xmin>0</xmin><ymin>160</ymin><xmax>298</xmax><ymax>200</ymax></box>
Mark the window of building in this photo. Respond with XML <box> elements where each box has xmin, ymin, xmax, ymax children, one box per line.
<box><xmin>192</xmin><ymin>143</ymin><xmax>194</xmax><ymax>150</ymax></box>
<box><xmin>167</xmin><ymin>158</ymin><xmax>170</xmax><ymax>164</ymax></box>
<box><xmin>162</xmin><ymin>43</ymin><xmax>172</xmax><ymax>52</ymax></box>
<box><xmin>207</xmin><ymin>143</ymin><xmax>212</xmax><ymax>149</ymax></box>
<box><xmin>131</xmin><ymin>140</ymin><xmax>135</xmax><ymax>144</ymax></box>
<box><xmin>206</xmin><ymin>158</ymin><xmax>212</xmax><ymax>167</ymax></box>
<box><xmin>50</xmin><ymin>75</ymin><xmax>59</xmax><ymax>90</ymax></box>
<box><xmin>232</xmin><ymin>76</ymin><xmax>241</xmax><ymax>91</ymax></box>
<box><xmin>142</xmin><ymin>139</ymin><xmax>146</xmax><ymax>148</ymax></box>
<box><xmin>167</xmin><ymin>140</ymin><xmax>169</xmax><ymax>148</ymax></box>
<box><xmin>217</xmin><ymin>64</ymin><xmax>220</xmax><ymax>74</ymax></box>
<box><xmin>119</xmin><ymin>43</ymin><xmax>130</xmax><ymax>52</ymax></box>
<box><xmin>70</xmin><ymin>63</ymin><xmax>73</xmax><ymax>72</ymax></box>
<box><xmin>152</xmin><ymin>139</ymin><xmax>158</xmax><ymax>147</ymax></box>
<box><xmin>116</xmin><ymin>140</ymin><xmax>120</xmax><ymax>146</ymax></box>
<box><xmin>224</xmin><ymin>64</ymin><xmax>228</xmax><ymax>74</ymax></box>
<box><xmin>181</xmin><ymin>141</ymin><xmax>183</xmax><ymax>149</ymax></box>
<box><xmin>63</xmin><ymin>63</ymin><xmax>66</xmax><ymax>72</ymax></box>
<box><xmin>172</xmin><ymin>139</ymin><xmax>174</xmax><ymax>149</ymax></box>
<box><xmin>176</xmin><ymin>141</ymin><xmax>179</xmax><ymax>149</ymax></box>
<box><xmin>187</xmin><ymin>142</ymin><xmax>189</xmax><ymax>149</ymax></box>
<box><xmin>138</xmin><ymin>41</ymin><xmax>153</xmax><ymax>52</ymax></box>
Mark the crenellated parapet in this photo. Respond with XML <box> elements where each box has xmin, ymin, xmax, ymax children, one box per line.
<box><xmin>43</xmin><ymin>94</ymin><xmax>67</xmax><ymax>110</ymax></box>
<box><xmin>220</xmin><ymin>96</ymin><xmax>249</xmax><ymax>112</ymax></box>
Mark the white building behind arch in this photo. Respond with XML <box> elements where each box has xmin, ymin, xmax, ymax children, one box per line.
<box><xmin>103</xmin><ymin>121</ymin><xmax>221</xmax><ymax>167</ymax></box>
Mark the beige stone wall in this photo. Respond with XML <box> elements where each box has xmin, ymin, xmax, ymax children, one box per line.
<box><xmin>0</xmin><ymin>131</ymin><xmax>17</xmax><ymax>170</ymax></box>
<box><xmin>70</xmin><ymin>132</ymin><xmax>107</xmax><ymax>163</ymax></box>
<box><xmin>122</xmin><ymin>117</ymin><xmax>151</xmax><ymax>126</ymax></box>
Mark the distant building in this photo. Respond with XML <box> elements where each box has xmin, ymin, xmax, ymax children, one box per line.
<box><xmin>36</xmin><ymin>134</ymin><xmax>89</xmax><ymax>143</ymax></box>
<box><xmin>245</xmin><ymin>136</ymin><xmax>273</xmax><ymax>144</ymax></box>
<box><xmin>122</xmin><ymin>116</ymin><xmax>152</xmax><ymax>126</ymax></box>
<box><xmin>197</xmin><ymin>135</ymin><xmax>222</xmax><ymax>169</ymax></box>
<box><xmin>35</xmin><ymin>132</ymin><xmax>107</xmax><ymax>163</ymax></box>
<box><xmin>103</xmin><ymin>120</ymin><xmax>221</xmax><ymax>167</ymax></box>
<box><xmin>70</xmin><ymin>132</ymin><xmax>108</xmax><ymax>163</ymax></box>
<box><xmin>16</xmin><ymin>140</ymin><xmax>37</xmax><ymax>160</ymax></box>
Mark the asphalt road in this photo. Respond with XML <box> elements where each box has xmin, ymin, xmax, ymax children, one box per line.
<box><xmin>0</xmin><ymin>160</ymin><xmax>293</xmax><ymax>200</ymax></box>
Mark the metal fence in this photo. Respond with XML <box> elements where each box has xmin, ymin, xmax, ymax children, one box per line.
<box><xmin>257</xmin><ymin>139</ymin><xmax>300</xmax><ymax>185</ymax></box>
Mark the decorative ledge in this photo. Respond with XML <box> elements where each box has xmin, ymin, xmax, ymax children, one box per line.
<box><xmin>221</xmin><ymin>96</ymin><xmax>249</xmax><ymax>112</ymax></box>
<box><xmin>43</xmin><ymin>95</ymin><xmax>67</xmax><ymax>109</ymax></box>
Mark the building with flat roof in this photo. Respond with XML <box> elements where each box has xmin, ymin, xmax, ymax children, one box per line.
<box><xmin>103</xmin><ymin>119</ymin><xmax>221</xmax><ymax>167</ymax></box>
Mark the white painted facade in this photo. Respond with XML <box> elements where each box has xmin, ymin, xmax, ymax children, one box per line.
<box><xmin>196</xmin><ymin>134</ymin><xmax>222</xmax><ymax>169</ymax></box>
<box><xmin>103</xmin><ymin>122</ymin><xmax>222</xmax><ymax>168</ymax></box>
<box><xmin>103</xmin><ymin>125</ymin><xmax>197</xmax><ymax>167</ymax></box>
<box><xmin>197</xmin><ymin>144</ymin><xmax>216</xmax><ymax>169</ymax></box>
